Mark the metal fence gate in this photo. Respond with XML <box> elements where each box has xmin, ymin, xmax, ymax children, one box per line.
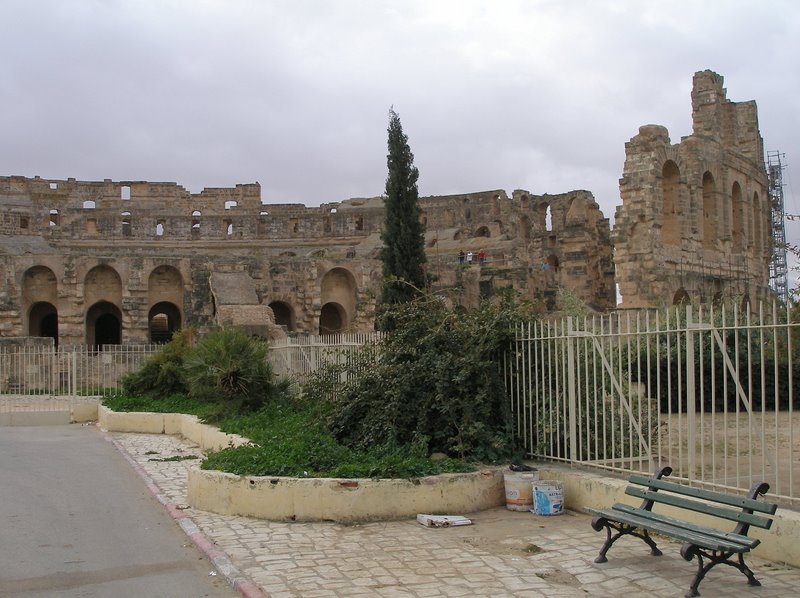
<box><xmin>505</xmin><ymin>303</ymin><xmax>799</xmax><ymax>504</ymax></box>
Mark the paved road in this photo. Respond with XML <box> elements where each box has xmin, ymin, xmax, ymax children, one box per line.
<box><xmin>0</xmin><ymin>425</ymin><xmax>238</xmax><ymax>598</ymax></box>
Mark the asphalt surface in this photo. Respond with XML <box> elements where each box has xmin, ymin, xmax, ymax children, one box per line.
<box><xmin>0</xmin><ymin>425</ymin><xmax>238</xmax><ymax>598</ymax></box>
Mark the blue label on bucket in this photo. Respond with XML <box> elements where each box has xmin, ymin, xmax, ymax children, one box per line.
<box><xmin>533</xmin><ymin>482</ymin><xmax>564</xmax><ymax>516</ymax></box>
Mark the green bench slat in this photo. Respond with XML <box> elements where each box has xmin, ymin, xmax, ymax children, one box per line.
<box><xmin>611</xmin><ymin>503</ymin><xmax>759</xmax><ymax>549</ymax></box>
<box><xmin>585</xmin><ymin>506</ymin><xmax>751</xmax><ymax>553</ymax></box>
<box><xmin>625</xmin><ymin>486</ymin><xmax>774</xmax><ymax>529</ymax></box>
<box><xmin>627</xmin><ymin>474</ymin><xmax>777</xmax><ymax>515</ymax></box>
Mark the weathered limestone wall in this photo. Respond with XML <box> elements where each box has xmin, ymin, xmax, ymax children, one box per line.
<box><xmin>613</xmin><ymin>70</ymin><xmax>772</xmax><ymax>309</ymax></box>
<box><xmin>0</xmin><ymin>177</ymin><xmax>615</xmax><ymax>344</ymax></box>
<box><xmin>0</xmin><ymin>70</ymin><xmax>770</xmax><ymax>341</ymax></box>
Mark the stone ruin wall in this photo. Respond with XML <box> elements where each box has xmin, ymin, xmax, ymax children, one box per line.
<box><xmin>0</xmin><ymin>69</ymin><xmax>773</xmax><ymax>345</ymax></box>
<box><xmin>0</xmin><ymin>176</ymin><xmax>614</xmax><ymax>345</ymax></box>
<box><xmin>614</xmin><ymin>70</ymin><xmax>772</xmax><ymax>309</ymax></box>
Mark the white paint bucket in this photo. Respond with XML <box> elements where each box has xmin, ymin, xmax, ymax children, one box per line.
<box><xmin>532</xmin><ymin>480</ymin><xmax>564</xmax><ymax>516</ymax></box>
<box><xmin>503</xmin><ymin>470</ymin><xmax>539</xmax><ymax>511</ymax></box>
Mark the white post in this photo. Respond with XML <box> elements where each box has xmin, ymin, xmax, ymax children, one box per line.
<box><xmin>686</xmin><ymin>305</ymin><xmax>696</xmax><ymax>482</ymax></box>
<box><xmin>567</xmin><ymin>317</ymin><xmax>578</xmax><ymax>463</ymax></box>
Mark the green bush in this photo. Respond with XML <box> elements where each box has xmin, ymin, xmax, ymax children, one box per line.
<box><xmin>305</xmin><ymin>291</ymin><xmax>531</xmax><ymax>462</ymax></box>
<box><xmin>121</xmin><ymin>328</ymin><xmax>194</xmax><ymax>397</ymax></box>
<box><xmin>183</xmin><ymin>328</ymin><xmax>284</xmax><ymax>414</ymax></box>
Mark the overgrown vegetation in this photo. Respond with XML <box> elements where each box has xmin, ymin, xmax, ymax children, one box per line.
<box><xmin>204</xmin><ymin>401</ymin><xmax>473</xmax><ymax>478</ymax></box>
<box><xmin>304</xmin><ymin>291</ymin><xmax>531</xmax><ymax>462</ymax></box>
<box><xmin>104</xmin><ymin>312</ymin><xmax>510</xmax><ymax>478</ymax></box>
<box><xmin>119</xmin><ymin>327</ymin><xmax>287</xmax><ymax>421</ymax></box>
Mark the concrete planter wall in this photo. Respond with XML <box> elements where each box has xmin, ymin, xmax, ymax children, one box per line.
<box><xmin>99</xmin><ymin>406</ymin><xmax>800</xmax><ymax>566</ymax></box>
<box><xmin>98</xmin><ymin>405</ymin><xmax>506</xmax><ymax>522</ymax></box>
<box><xmin>187</xmin><ymin>468</ymin><xmax>504</xmax><ymax>523</ymax></box>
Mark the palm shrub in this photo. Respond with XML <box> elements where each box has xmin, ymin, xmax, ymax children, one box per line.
<box><xmin>182</xmin><ymin>328</ymin><xmax>283</xmax><ymax>414</ymax></box>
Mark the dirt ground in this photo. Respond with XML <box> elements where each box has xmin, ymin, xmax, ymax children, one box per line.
<box><xmin>658</xmin><ymin>411</ymin><xmax>800</xmax><ymax>501</ymax></box>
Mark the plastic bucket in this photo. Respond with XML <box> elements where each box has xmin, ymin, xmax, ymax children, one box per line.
<box><xmin>503</xmin><ymin>470</ymin><xmax>539</xmax><ymax>511</ymax></box>
<box><xmin>532</xmin><ymin>480</ymin><xmax>564</xmax><ymax>516</ymax></box>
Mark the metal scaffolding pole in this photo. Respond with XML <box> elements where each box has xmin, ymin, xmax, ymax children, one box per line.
<box><xmin>768</xmin><ymin>151</ymin><xmax>789</xmax><ymax>303</ymax></box>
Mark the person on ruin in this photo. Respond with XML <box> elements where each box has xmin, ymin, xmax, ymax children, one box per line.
<box><xmin>458</xmin><ymin>249</ymin><xmax>465</xmax><ymax>264</ymax></box>
<box><xmin>466</xmin><ymin>251</ymin><xmax>473</xmax><ymax>265</ymax></box>
<box><xmin>478</xmin><ymin>249</ymin><xmax>486</xmax><ymax>265</ymax></box>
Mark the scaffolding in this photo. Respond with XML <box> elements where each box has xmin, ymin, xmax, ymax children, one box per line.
<box><xmin>768</xmin><ymin>150</ymin><xmax>789</xmax><ymax>303</ymax></box>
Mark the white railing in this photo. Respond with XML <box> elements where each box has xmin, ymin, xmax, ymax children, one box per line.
<box><xmin>0</xmin><ymin>343</ymin><xmax>161</xmax><ymax>412</ymax></box>
<box><xmin>268</xmin><ymin>332</ymin><xmax>384</xmax><ymax>382</ymax></box>
<box><xmin>505</xmin><ymin>303</ymin><xmax>799</xmax><ymax>504</ymax></box>
<box><xmin>0</xmin><ymin>334</ymin><xmax>385</xmax><ymax>411</ymax></box>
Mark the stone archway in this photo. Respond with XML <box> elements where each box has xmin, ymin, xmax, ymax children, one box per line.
<box><xmin>269</xmin><ymin>301</ymin><xmax>295</xmax><ymax>331</ymax></box>
<box><xmin>22</xmin><ymin>266</ymin><xmax>58</xmax><ymax>341</ymax></box>
<box><xmin>148</xmin><ymin>265</ymin><xmax>184</xmax><ymax>307</ymax></box>
<box><xmin>87</xmin><ymin>301</ymin><xmax>122</xmax><ymax>348</ymax></box>
<box><xmin>148</xmin><ymin>301</ymin><xmax>181</xmax><ymax>343</ymax></box>
<box><xmin>319</xmin><ymin>302</ymin><xmax>346</xmax><ymax>335</ymax></box>
<box><xmin>28</xmin><ymin>302</ymin><xmax>58</xmax><ymax>345</ymax></box>
<box><xmin>319</xmin><ymin>267</ymin><xmax>357</xmax><ymax>333</ymax></box>
<box><xmin>85</xmin><ymin>265</ymin><xmax>123</xmax><ymax>307</ymax></box>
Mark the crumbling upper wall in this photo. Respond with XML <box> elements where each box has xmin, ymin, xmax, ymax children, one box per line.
<box><xmin>614</xmin><ymin>70</ymin><xmax>771</xmax><ymax>309</ymax></box>
<box><xmin>0</xmin><ymin>169</ymin><xmax>616</xmax><ymax>343</ymax></box>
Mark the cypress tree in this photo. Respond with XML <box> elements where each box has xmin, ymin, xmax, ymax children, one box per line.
<box><xmin>379</xmin><ymin>108</ymin><xmax>427</xmax><ymax>307</ymax></box>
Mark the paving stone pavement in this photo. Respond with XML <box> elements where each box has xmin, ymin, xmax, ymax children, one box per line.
<box><xmin>106</xmin><ymin>429</ymin><xmax>800</xmax><ymax>598</ymax></box>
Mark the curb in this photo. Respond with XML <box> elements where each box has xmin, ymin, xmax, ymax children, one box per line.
<box><xmin>99</xmin><ymin>426</ymin><xmax>269</xmax><ymax>598</ymax></box>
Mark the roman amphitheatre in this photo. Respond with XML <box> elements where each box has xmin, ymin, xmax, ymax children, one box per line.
<box><xmin>0</xmin><ymin>70</ymin><xmax>778</xmax><ymax>347</ymax></box>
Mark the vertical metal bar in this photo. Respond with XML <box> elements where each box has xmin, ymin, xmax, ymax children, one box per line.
<box><xmin>567</xmin><ymin>317</ymin><xmax>578</xmax><ymax>463</ymax></box>
<box><xmin>686</xmin><ymin>305</ymin><xmax>696</xmax><ymax>482</ymax></box>
<box><xmin>786</xmin><ymin>300</ymin><xmax>794</xmax><ymax>498</ymax></box>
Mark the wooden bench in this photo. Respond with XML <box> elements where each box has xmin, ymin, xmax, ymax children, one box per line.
<box><xmin>585</xmin><ymin>466</ymin><xmax>778</xmax><ymax>597</ymax></box>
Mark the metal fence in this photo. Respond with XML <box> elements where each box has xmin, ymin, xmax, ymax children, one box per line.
<box><xmin>3</xmin><ymin>307</ymin><xmax>798</xmax><ymax>506</ymax></box>
<box><xmin>505</xmin><ymin>303</ymin><xmax>799</xmax><ymax>504</ymax></box>
<box><xmin>269</xmin><ymin>332</ymin><xmax>384</xmax><ymax>383</ymax></box>
<box><xmin>0</xmin><ymin>343</ymin><xmax>161</xmax><ymax>412</ymax></box>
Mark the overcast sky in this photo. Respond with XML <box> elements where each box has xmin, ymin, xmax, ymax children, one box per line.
<box><xmin>2</xmin><ymin>0</ymin><xmax>799</xmax><ymax>243</ymax></box>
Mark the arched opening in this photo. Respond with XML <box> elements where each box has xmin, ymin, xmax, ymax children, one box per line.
<box><xmin>320</xmin><ymin>267</ymin><xmax>357</xmax><ymax>333</ymax></box>
<box><xmin>319</xmin><ymin>302</ymin><xmax>345</xmax><ymax>335</ymax></box>
<box><xmin>672</xmin><ymin>288</ymin><xmax>690</xmax><ymax>306</ymax></box>
<box><xmin>474</xmin><ymin>226</ymin><xmax>490</xmax><ymax>238</ymax></box>
<box><xmin>269</xmin><ymin>301</ymin><xmax>295</xmax><ymax>331</ymax></box>
<box><xmin>702</xmin><ymin>172</ymin><xmax>715</xmax><ymax>249</ymax></box>
<box><xmin>731</xmin><ymin>182</ymin><xmax>743</xmax><ymax>251</ymax></box>
<box><xmin>28</xmin><ymin>302</ymin><xmax>58</xmax><ymax>345</ymax></box>
<box><xmin>545</xmin><ymin>204</ymin><xmax>553</xmax><ymax>232</ymax></box>
<box><xmin>752</xmin><ymin>192</ymin><xmax>762</xmax><ymax>253</ymax></box>
<box><xmin>85</xmin><ymin>265</ymin><xmax>123</xmax><ymax>309</ymax></box>
<box><xmin>148</xmin><ymin>302</ymin><xmax>181</xmax><ymax>343</ymax></box>
<box><xmin>22</xmin><ymin>266</ymin><xmax>58</xmax><ymax>342</ymax></box>
<box><xmin>662</xmin><ymin>161</ymin><xmax>681</xmax><ymax>245</ymax></box>
<box><xmin>87</xmin><ymin>301</ymin><xmax>122</xmax><ymax>348</ymax></box>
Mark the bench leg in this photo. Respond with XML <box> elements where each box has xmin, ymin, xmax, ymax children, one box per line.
<box><xmin>680</xmin><ymin>545</ymin><xmax>760</xmax><ymax>598</ymax></box>
<box><xmin>591</xmin><ymin>518</ymin><xmax>662</xmax><ymax>563</ymax></box>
